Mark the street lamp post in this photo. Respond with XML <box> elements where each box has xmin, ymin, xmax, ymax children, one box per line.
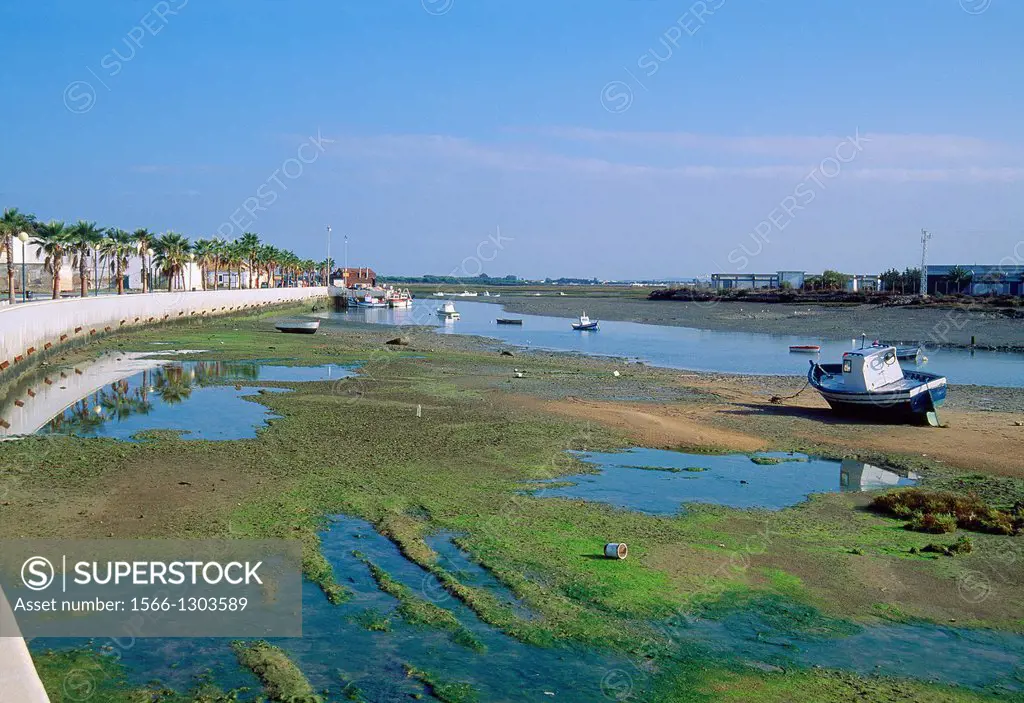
<box><xmin>325</xmin><ymin>225</ymin><xmax>331</xmax><ymax>285</ymax></box>
<box><xmin>188</xmin><ymin>253</ymin><xmax>195</xmax><ymax>291</ymax></box>
<box><xmin>147</xmin><ymin>248</ymin><xmax>155</xmax><ymax>292</ymax></box>
<box><xmin>17</xmin><ymin>231</ymin><xmax>29</xmax><ymax>302</ymax></box>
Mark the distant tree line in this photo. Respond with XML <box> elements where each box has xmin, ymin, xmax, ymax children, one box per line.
<box><xmin>880</xmin><ymin>267</ymin><xmax>923</xmax><ymax>294</ymax></box>
<box><xmin>544</xmin><ymin>277</ymin><xmax>600</xmax><ymax>285</ymax></box>
<box><xmin>380</xmin><ymin>273</ymin><xmax>521</xmax><ymax>285</ymax></box>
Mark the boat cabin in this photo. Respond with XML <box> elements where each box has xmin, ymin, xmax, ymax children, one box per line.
<box><xmin>840</xmin><ymin>346</ymin><xmax>904</xmax><ymax>391</ymax></box>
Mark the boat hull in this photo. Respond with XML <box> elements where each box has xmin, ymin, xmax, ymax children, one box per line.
<box><xmin>275</xmin><ymin>321</ymin><xmax>320</xmax><ymax>335</ymax></box>
<box><xmin>808</xmin><ymin>363</ymin><xmax>946</xmax><ymax>424</ymax></box>
<box><xmin>572</xmin><ymin>322</ymin><xmax>599</xmax><ymax>331</ymax></box>
<box><xmin>496</xmin><ymin>319</ymin><xmax>523</xmax><ymax>325</ymax></box>
<box><xmin>789</xmin><ymin>345</ymin><xmax>821</xmax><ymax>353</ymax></box>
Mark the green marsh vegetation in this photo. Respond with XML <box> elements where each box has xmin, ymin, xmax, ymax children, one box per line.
<box><xmin>870</xmin><ymin>488</ymin><xmax>1024</xmax><ymax>535</ymax></box>
<box><xmin>231</xmin><ymin>640</ymin><xmax>320</xmax><ymax>702</ymax></box>
<box><xmin>6</xmin><ymin>307</ymin><xmax>1022</xmax><ymax>701</ymax></box>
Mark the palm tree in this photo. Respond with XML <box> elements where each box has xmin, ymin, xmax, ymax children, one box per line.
<box><xmin>67</xmin><ymin>220</ymin><xmax>104</xmax><ymax>297</ymax></box>
<box><xmin>258</xmin><ymin>244</ymin><xmax>281</xmax><ymax>289</ymax></box>
<box><xmin>153</xmin><ymin>232</ymin><xmax>192</xmax><ymax>291</ymax></box>
<box><xmin>133</xmin><ymin>228</ymin><xmax>154</xmax><ymax>293</ymax></box>
<box><xmin>32</xmin><ymin>221</ymin><xmax>71</xmax><ymax>299</ymax></box>
<box><xmin>229</xmin><ymin>239</ymin><xmax>247</xmax><ymax>289</ymax></box>
<box><xmin>238</xmin><ymin>232</ymin><xmax>261</xmax><ymax>288</ymax></box>
<box><xmin>191</xmin><ymin>238</ymin><xmax>217</xmax><ymax>291</ymax></box>
<box><xmin>1</xmin><ymin>208</ymin><xmax>36</xmax><ymax>303</ymax></box>
<box><xmin>103</xmin><ymin>229</ymin><xmax>136</xmax><ymax>294</ymax></box>
<box><xmin>946</xmin><ymin>265</ymin><xmax>973</xmax><ymax>294</ymax></box>
<box><xmin>320</xmin><ymin>258</ymin><xmax>334</xmax><ymax>286</ymax></box>
<box><xmin>208</xmin><ymin>238</ymin><xmax>227</xmax><ymax>290</ymax></box>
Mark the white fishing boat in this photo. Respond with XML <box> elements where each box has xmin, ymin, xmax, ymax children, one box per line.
<box><xmin>433</xmin><ymin>291</ymin><xmax>446</xmax><ymax>297</ymax></box>
<box><xmin>436</xmin><ymin>301</ymin><xmax>461</xmax><ymax>320</ymax></box>
<box><xmin>571</xmin><ymin>312</ymin><xmax>599</xmax><ymax>331</ymax></box>
<box><xmin>808</xmin><ymin>345</ymin><xmax>947</xmax><ymax>426</ymax></box>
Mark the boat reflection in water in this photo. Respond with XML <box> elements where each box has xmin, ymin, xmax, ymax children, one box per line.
<box><xmin>839</xmin><ymin>459</ymin><xmax>919</xmax><ymax>492</ymax></box>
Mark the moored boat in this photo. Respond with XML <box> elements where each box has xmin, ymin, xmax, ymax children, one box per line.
<box><xmin>275</xmin><ymin>319</ymin><xmax>321</xmax><ymax>335</ymax></box>
<box><xmin>387</xmin><ymin>289</ymin><xmax>413</xmax><ymax>308</ymax></box>
<box><xmin>808</xmin><ymin>345</ymin><xmax>947</xmax><ymax>426</ymax></box>
<box><xmin>496</xmin><ymin>318</ymin><xmax>523</xmax><ymax>325</ymax></box>
<box><xmin>353</xmin><ymin>293</ymin><xmax>387</xmax><ymax>308</ymax></box>
<box><xmin>572</xmin><ymin>312</ymin><xmax>599</xmax><ymax>331</ymax></box>
<box><xmin>789</xmin><ymin>344</ymin><xmax>821</xmax><ymax>353</ymax></box>
<box><xmin>872</xmin><ymin>341</ymin><xmax>923</xmax><ymax>363</ymax></box>
<box><xmin>437</xmin><ymin>301</ymin><xmax>460</xmax><ymax>320</ymax></box>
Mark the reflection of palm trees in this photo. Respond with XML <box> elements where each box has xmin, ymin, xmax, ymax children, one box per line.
<box><xmin>43</xmin><ymin>361</ymin><xmax>263</xmax><ymax>436</ymax></box>
<box><xmin>46</xmin><ymin>382</ymin><xmax>156</xmax><ymax>434</ymax></box>
<box><xmin>153</xmin><ymin>366</ymin><xmax>194</xmax><ymax>405</ymax></box>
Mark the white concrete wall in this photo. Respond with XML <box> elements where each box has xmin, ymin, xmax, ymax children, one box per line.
<box><xmin>0</xmin><ymin>286</ymin><xmax>325</xmax><ymax>699</ymax></box>
<box><xmin>0</xmin><ymin>287</ymin><xmax>326</xmax><ymax>380</ymax></box>
<box><xmin>1</xmin><ymin>586</ymin><xmax>49</xmax><ymax>703</ymax></box>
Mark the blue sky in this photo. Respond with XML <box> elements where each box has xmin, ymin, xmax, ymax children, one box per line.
<box><xmin>2</xmin><ymin>0</ymin><xmax>1022</xmax><ymax>279</ymax></box>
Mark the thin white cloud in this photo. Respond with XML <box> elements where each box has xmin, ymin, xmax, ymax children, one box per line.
<box><xmin>529</xmin><ymin>127</ymin><xmax>1016</xmax><ymax>163</ymax></box>
<box><xmin>336</xmin><ymin>132</ymin><xmax>1024</xmax><ymax>184</ymax></box>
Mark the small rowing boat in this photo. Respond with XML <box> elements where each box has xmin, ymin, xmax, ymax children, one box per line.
<box><xmin>275</xmin><ymin>319</ymin><xmax>320</xmax><ymax>335</ymax></box>
<box><xmin>496</xmin><ymin>318</ymin><xmax>523</xmax><ymax>325</ymax></box>
<box><xmin>789</xmin><ymin>344</ymin><xmax>821</xmax><ymax>353</ymax></box>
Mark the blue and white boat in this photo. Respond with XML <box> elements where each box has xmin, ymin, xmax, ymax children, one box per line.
<box><xmin>808</xmin><ymin>345</ymin><xmax>947</xmax><ymax>426</ymax></box>
<box><xmin>571</xmin><ymin>312</ymin><xmax>599</xmax><ymax>331</ymax></box>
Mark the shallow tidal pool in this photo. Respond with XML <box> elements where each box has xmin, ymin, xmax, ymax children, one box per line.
<box><xmin>0</xmin><ymin>353</ymin><xmax>356</xmax><ymax>441</ymax></box>
<box><xmin>527</xmin><ymin>448</ymin><xmax>919</xmax><ymax>513</ymax></box>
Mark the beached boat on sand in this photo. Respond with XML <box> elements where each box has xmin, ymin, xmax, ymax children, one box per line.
<box><xmin>275</xmin><ymin>319</ymin><xmax>321</xmax><ymax>335</ymax></box>
<box><xmin>808</xmin><ymin>345</ymin><xmax>946</xmax><ymax>426</ymax></box>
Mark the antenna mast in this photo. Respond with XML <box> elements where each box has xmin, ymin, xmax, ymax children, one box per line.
<box><xmin>919</xmin><ymin>228</ymin><xmax>932</xmax><ymax>296</ymax></box>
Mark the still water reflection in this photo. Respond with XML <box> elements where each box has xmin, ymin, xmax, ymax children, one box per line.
<box><xmin>0</xmin><ymin>355</ymin><xmax>354</xmax><ymax>441</ymax></box>
<box><xmin>528</xmin><ymin>449</ymin><xmax>919</xmax><ymax>513</ymax></box>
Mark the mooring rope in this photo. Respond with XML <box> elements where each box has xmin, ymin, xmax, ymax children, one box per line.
<box><xmin>770</xmin><ymin>379</ymin><xmax>810</xmax><ymax>404</ymax></box>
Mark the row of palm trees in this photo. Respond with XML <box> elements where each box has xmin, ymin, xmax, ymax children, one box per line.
<box><xmin>1</xmin><ymin>208</ymin><xmax>333</xmax><ymax>302</ymax></box>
